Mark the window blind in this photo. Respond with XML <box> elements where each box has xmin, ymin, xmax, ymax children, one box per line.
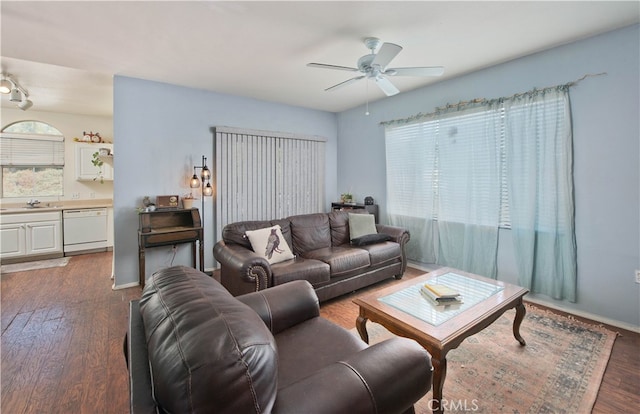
<box><xmin>0</xmin><ymin>133</ymin><xmax>65</xmax><ymax>166</ymax></box>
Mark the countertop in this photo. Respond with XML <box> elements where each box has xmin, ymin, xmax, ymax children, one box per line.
<box><xmin>0</xmin><ymin>199</ymin><xmax>113</xmax><ymax>215</ymax></box>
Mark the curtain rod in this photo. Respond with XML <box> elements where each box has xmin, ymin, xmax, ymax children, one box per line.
<box><xmin>380</xmin><ymin>72</ymin><xmax>607</xmax><ymax>127</ymax></box>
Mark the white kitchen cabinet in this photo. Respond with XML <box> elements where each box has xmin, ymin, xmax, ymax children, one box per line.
<box><xmin>0</xmin><ymin>223</ymin><xmax>27</xmax><ymax>258</ymax></box>
<box><xmin>75</xmin><ymin>143</ymin><xmax>113</xmax><ymax>181</ymax></box>
<box><xmin>0</xmin><ymin>212</ymin><xmax>62</xmax><ymax>260</ymax></box>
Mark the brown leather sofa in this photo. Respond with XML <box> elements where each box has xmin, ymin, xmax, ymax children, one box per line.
<box><xmin>213</xmin><ymin>211</ymin><xmax>410</xmax><ymax>302</ymax></box>
<box><xmin>126</xmin><ymin>266</ymin><xmax>433</xmax><ymax>414</ymax></box>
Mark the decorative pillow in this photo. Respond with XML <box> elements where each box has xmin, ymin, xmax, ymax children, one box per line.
<box><xmin>348</xmin><ymin>213</ymin><xmax>377</xmax><ymax>240</ymax></box>
<box><xmin>245</xmin><ymin>225</ymin><xmax>294</xmax><ymax>264</ymax></box>
<box><xmin>351</xmin><ymin>233</ymin><xmax>392</xmax><ymax>246</ymax></box>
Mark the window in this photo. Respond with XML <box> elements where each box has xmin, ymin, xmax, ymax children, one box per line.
<box><xmin>1</xmin><ymin>121</ymin><xmax>65</xmax><ymax>197</ymax></box>
<box><xmin>385</xmin><ymin>87</ymin><xmax>576</xmax><ymax>301</ymax></box>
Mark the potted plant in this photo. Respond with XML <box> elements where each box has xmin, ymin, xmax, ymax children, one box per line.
<box><xmin>91</xmin><ymin>152</ymin><xmax>105</xmax><ymax>183</ymax></box>
<box><xmin>341</xmin><ymin>192</ymin><xmax>353</xmax><ymax>204</ymax></box>
<box><xmin>182</xmin><ymin>193</ymin><xmax>196</xmax><ymax>209</ymax></box>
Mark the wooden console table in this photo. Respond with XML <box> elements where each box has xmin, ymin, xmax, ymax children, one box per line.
<box><xmin>138</xmin><ymin>208</ymin><xmax>203</xmax><ymax>287</ymax></box>
<box><xmin>331</xmin><ymin>202</ymin><xmax>379</xmax><ymax>223</ymax></box>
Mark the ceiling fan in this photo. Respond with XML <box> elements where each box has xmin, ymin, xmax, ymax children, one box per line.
<box><xmin>307</xmin><ymin>37</ymin><xmax>444</xmax><ymax>97</ymax></box>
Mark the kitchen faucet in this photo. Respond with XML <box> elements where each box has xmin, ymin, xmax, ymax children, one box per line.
<box><xmin>26</xmin><ymin>199</ymin><xmax>40</xmax><ymax>208</ymax></box>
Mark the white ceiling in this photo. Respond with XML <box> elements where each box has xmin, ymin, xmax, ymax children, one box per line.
<box><xmin>1</xmin><ymin>1</ymin><xmax>638</xmax><ymax>117</ymax></box>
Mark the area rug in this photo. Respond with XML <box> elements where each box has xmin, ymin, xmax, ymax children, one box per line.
<box><xmin>1</xmin><ymin>257</ymin><xmax>70</xmax><ymax>274</ymax></box>
<box><xmin>352</xmin><ymin>304</ymin><xmax>616</xmax><ymax>413</ymax></box>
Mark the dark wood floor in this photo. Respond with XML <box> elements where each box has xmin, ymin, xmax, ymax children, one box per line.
<box><xmin>1</xmin><ymin>251</ymin><xmax>638</xmax><ymax>413</ymax></box>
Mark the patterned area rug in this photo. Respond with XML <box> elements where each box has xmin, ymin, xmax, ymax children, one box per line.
<box><xmin>1</xmin><ymin>257</ymin><xmax>70</xmax><ymax>274</ymax></box>
<box><xmin>354</xmin><ymin>304</ymin><xmax>616</xmax><ymax>413</ymax></box>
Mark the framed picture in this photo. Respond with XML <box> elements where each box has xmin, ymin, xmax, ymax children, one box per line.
<box><xmin>156</xmin><ymin>195</ymin><xmax>179</xmax><ymax>209</ymax></box>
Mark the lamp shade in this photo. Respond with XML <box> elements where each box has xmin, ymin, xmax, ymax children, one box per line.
<box><xmin>189</xmin><ymin>174</ymin><xmax>200</xmax><ymax>188</ymax></box>
<box><xmin>203</xmin><ymin>182</ymin><xmax>213</xmax><ymax>196</ymax></box>
<box><xmin>201</xmin><ymin>165</ymin><xmax>211</xmax><ymax>180</ymax></box>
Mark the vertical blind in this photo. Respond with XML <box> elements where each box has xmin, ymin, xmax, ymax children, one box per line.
<box><xmin>214</xmin><ymin>126</ymin><xmax>325</xmax><ymax>240</ymax></box>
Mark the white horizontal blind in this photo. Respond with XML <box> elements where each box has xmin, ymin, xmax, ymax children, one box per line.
<box><xmin>0</xmin><ymin>133</ymin><xmax>65</xmax><ymax>166</ymax></box>
<box><xmin>436</xmin><ymin>105</ymin><xmax>503</xmax><ymax>227</ymax></box>
<box><xmin>386</xmin><ymin>104</ymin><xmax>505</xmax><ymax>228</ymax></box>
<box><xmin>385</xmin><ymin>121</ymin><xmax>437</xmax><ymax>219</ymax></box>
<box><xmin>215</xmin><ymin>127</ymin><xmax>325</xmax><ymax>240</ymax></box>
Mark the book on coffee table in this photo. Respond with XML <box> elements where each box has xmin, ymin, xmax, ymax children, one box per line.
<box><xmin>422</xmin><ymin>283</ymin><xmax>461</xmax><ymax>299</ymax></box>
<box><xmin>420</xmin><ymin>289</ymin><xmax>463</xmax><ymax>307</ymax></box>
<box><xmin>420</xmin><ymin>284</ymin><xmax>463</xmax><ymax>306</ymax></box>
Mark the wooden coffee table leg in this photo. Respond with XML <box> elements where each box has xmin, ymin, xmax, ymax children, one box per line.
<box><xmin>356</xmin><ymin>315</ymin><xmax>369</xmax><ymax>344</ymax></box>
<box><xmin>513</xmin><ymin>300</ymin><xmax>527</xmax><ymax>346</ymax></box>
<box><xmin>431</xmin><ymin>355</ymin><xmax>447</xmax><ymax>414</ymax></box>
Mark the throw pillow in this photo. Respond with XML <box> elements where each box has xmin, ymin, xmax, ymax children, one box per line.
<box><xmin>348</xmin><ymin>213</ymin><xmax>377</xmax><ymax>240</ymax></box>
<box><xmin>245</xmin><ymin>225</ymin><xmax>294</xmax><ymax>265</ymax></box>
<box><xmin>351</xmin><ymin>233</ymin><xmax>392</xmax><ymax>246</ymax></box>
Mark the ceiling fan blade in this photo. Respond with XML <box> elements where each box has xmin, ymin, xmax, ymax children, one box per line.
<box><xmin>371</xmin><ymin>42</ymin><xmax>402</xmax><ymax>70</ymax></box>
<box><xmin>307</xmin><ymin>63</ymin><xmax>359</xmax><ymax>72</ymax></box>
<box><xmin>387</xmin><ymin>66</ymin><xmax>445</xmax><ymax>77</ymax></box>
<box><xmin>374</xmin><ymin>76</ymin><xmax>399</xmax><ymax>96</ymax></box>
<box><xmin>325</xmin><ymin>76</ymin><xmax>365</xmax><ymax>92</ymax></box>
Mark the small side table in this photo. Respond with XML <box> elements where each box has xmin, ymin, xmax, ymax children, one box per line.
<box><xmin>138</xmin><ymin>208</ymin><xmax>203</xmax><ymax>287</ymax></box>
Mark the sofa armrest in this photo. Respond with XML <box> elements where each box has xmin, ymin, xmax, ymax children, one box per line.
<box><xmin>375</xmin><ymin>224</ymin><xmax>410</xmax><ymax>245</ymax></box>
<box><xmin>274</xmin><ymin>337</ymin><xmax>432</xmax><ymax>414</ymax></box>
<box><xmin>376</xmin><ymin>224</ymin><xmax>411</xmax><ymax>274</ymax></box>
<box><xmin>126</xmin><ymin>300</ymin><xmax>158</xmax><ymax>414</ymax></box>
<box><xmin>237</xmin><ymin>280</ymin><xmax>320</xmax><ymax>334</ymax></box>
<box><xmin>213</xmin><ymin>240</ymin><xmax>272</xmax><ymax>294</ymax></box>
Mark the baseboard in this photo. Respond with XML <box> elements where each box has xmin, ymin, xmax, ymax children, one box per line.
<box><xmin>525</xmin><ymin>296</ymin><xmax>640</xmax><ymax>334</ymax></box>
<box><xmin>112</xmin><ymin>281</ymin><xmax>139</xmax><ymax>290</ymax></box>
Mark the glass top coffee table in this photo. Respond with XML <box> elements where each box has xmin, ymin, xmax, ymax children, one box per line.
<box><xmin>353</xmin><ymin>267</ymin><xmax>529</xmax><ymax>414</ymax></box>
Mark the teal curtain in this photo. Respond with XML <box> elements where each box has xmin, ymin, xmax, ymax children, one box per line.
<box><xmin>504</xmin><ymin>87</ymin><xmax>577</xmax><ymax>301</ymax></box>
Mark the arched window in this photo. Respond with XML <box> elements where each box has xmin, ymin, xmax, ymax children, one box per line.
<box><xmin>1</xmin><ymin>121</ymin><xmax>65</xmax><ymax>197</ymax></box>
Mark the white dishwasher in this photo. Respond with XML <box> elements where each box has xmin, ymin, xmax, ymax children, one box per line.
<box><xmin>63</xmin><ymin>208</ymin><xmax>108</xmax><ymax>253</ymax></box>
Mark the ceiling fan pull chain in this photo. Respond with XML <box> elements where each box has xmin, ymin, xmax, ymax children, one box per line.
<box><xmin>365</xmin><ymin>80</ymin><xmax>370</xmax><ymax>116</ymax></box>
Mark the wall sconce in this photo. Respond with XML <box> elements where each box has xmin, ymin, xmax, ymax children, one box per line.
<box><xmin>0</xmin><ymin>74</ymin><xmax>33</xmax><ymax>111</ymax></box>
<box><xmin>189</xmin><ymin>155</ymin><xmax>213</xmax><ymax>230</ymax></box>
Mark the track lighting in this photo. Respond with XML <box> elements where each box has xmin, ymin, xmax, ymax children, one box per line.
<box><xmin>18</xmin><ymin>98</ymin><xmax>33</xmax><ymax>111</ymax></box>
<box><xmin>0</xmin><ymin>74</ymin><xmax>33</xmax><ymax>110</ymax></box>
<box><xmin>0</xmin><ymin>79</ymin><xmax>11</xmax><ymax>94</ymax></box>
<box><xmin>9</xmin><ymin>88</ymin><xmax>21</xmax><ymax>102</ymax></box>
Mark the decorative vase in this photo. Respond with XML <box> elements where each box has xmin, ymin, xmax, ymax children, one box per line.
<box><xmin>183</xmin><ymin>198</ymin><xmax>194</xmax><ymax>209</ymax></box>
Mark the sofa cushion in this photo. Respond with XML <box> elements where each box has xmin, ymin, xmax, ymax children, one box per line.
<box><xmin>246</xmin><ymin>225</ymin><xmax>295</xmax><ymax>264</ymax></box>
<box><xmin>271</xmin><ymin>257</ymin><xmax>330</xmax><ymax>286</ymax></box>
<box><xmin>359</xmin><ymin>241</ymin><xmax>402</xmax><ymax>266</ymax></box>
<box><xmin>275</xmin><ymin>317</ymin><xmax>367</xmax><ymax>389</ymax></box>
<box><xmin>289</xmin><ymin>213</ymin><xmax>331</xmax><ymax>254</ymax></box>
<box><xmin>302</xmin><ymin>246</ymin><xmax>370</xmax><ymax>277</ymax></box>
<box><xmin>329</xmin><ymin>210</ymin><xmax>350</xmax><ymax>246</ymax></box>
<box><xmin>349</xmin><ymin>213</ymin><xmax>377</xmax><ymax>240</ymax></box>
<box><xmin>140</xmin><ymin>266</ymin><xmax>278</xmax><ymax>413</ymax></box>
<box><xmin>222</xmin><ymin>219</ymin><xmax>275</xmax><ymax>249</ymax></box>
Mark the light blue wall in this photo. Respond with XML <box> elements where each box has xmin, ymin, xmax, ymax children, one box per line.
<box><xmin>337</xmin><ymin>25</ymin><xmax>640</xmax><ymax>328</ymax></box>
<box><xmin>113</xmin><ymin>77</ymin><xmax>337</xmax><ymax>287</ymax></box>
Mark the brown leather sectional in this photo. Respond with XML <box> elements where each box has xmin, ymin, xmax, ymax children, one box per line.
<box><xmin>213</xmin><ymin>210</ymin><xmax>411</xmax><ymax>302</ymax></box>
<box><xmin>125</xmin><ymin>265</ymin><xmax>432</xmax><ymax>413</ymax></box>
